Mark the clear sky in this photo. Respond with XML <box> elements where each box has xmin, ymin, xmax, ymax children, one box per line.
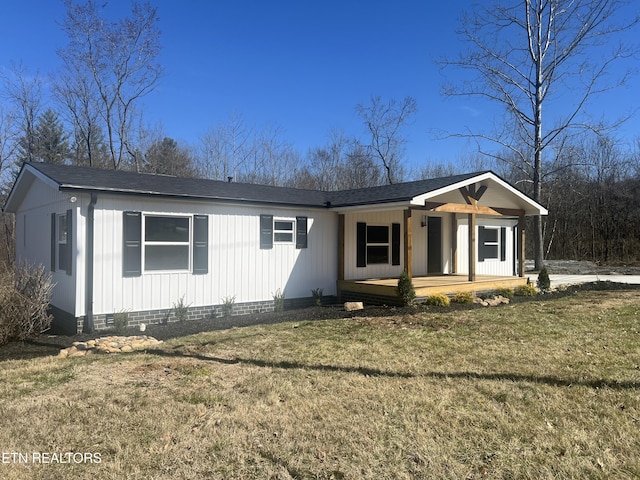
<box><xmin>1</xmin><ymin>0</ymin><xmax>638</xmax><ymax>172</ymax></box>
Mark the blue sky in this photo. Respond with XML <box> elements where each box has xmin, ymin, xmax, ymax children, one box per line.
<box><xmin>1</xmin><ymin>1</ymin><xmax>638</xmax><ymax>171</ymax></box>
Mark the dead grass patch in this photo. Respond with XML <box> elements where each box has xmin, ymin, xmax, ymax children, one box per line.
<box><xmin>0</xmin><ymin>290</ymin><xmax>639</xmax><ymax>479</ymax></box>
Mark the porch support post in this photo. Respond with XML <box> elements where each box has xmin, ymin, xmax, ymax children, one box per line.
<box><xmin>337</xmin><ymin>214</ymin><xmax>345</xmax><ymax>301</ymax></box>
<box><xmin>468</xmin><ymin>213</ymin><xmax>476</xmax><ymax>282</ymax></box>
<box><xmin>451</xmin><ymin>213</ymin><xmax>457</xmax><ymax>274</ymax></box>
<box><xmin>518</xmin><ymin>214</ymin><xmax>526</xmax><ymax>277</ymax></box>
<box><xmin>403</xmin><ymin>209</ymin><xmax>412</xmax><ymax>279</ymax></box>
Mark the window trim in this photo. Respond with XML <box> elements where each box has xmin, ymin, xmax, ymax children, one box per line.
<box><xmin>273</xmin><ymin>217</ymin><xmax>295</xmax><ymax>244</ymax></box>
<box><xmin>142</xmin><ymin>214</ymin><xmax>192</xmax><ymax>273</ymax></box>
<box><xmin>479</xmin><ymin>225</ymin><xmax>506</xmax><ymax>262</ymax></box>
<box><xmin>52</xmin><ymin>210</ymin><xmax>72</xmax><ymax>275</ymax></box>
<box><xmin>366</xmin><ymin>224</ymin><xmax>390</xmax><ymax>265</ymax></box>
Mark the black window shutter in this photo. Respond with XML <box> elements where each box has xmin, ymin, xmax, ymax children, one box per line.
<box><xmin>296</xmin><ymin>216</ymin><xmax>307</xmax><ymax>249</ymax></box>
<box><xmin>65</xmin><ymin>209</ymin><xmax>73</xmax><ymax>275</ymax></box>
<box><xmin>391</xmin><ymin>223</ymin><xmax>401</xmax><ymax>266</ymax></box>
<box><xmin>356</xmin><ymin>222</ymin><xmax>366</xmax><ymax>267</ymax></box>
<box><xmin>193</xmin><ymin>215</ymin><xmax>208</xmax><ymax>274</ymax></box>
<box><xmin>500</xmin><ymin>227</ymin><xmax>506</xmax><ymax>261</ymax></box>
<box><xmin>123</xmin><ymin>211</ymin><xmax>142</xmax><ymax>277</ymax></box>
<box><xmin>50</xmin><ymin>213</ymin><xmax>56</xmax><ymax>272</ymax></box>
<box><xmin>260</xmin><ymin>215</ymin><xmax>273</xmax><ymax>249</ymax></box>
<box><xmin>478</xmin><ymin>226</ymin><xmax>486</xmax><ymax>262</ymax></box>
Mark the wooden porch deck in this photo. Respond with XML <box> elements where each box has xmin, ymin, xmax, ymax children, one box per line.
<box><xmin>338</xmin><ymin>274</ymin><xmax>527</xmax><ymax>301</ymax></box>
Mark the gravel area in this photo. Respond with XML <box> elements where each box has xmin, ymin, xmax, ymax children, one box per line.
<box><xmin>531</xmin><ymin>259</ymin><xmax>640</xmax><ymax>275</ymax></box>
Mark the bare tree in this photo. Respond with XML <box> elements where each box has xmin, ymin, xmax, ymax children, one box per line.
<box><xmin>58</xmin><ymin>0</ymin><xmax>162</xmax><ymax>170</ymax></box>
<box><xmin>356</xmin><ymin>96</ymin><xmax>417</xmax><ymax>184</ymax></box>
<box><xmin>54</xmin><ymin>58</ymin><xmax>109</xmax><ymax>168</ymax></box>
<box><xmin>247</xmin><ymin>123</ymin><xmax>299</xmax><ymax>186</ymax></box>
<box><xmin>295</xmin><ymin>130</ymin><xmax>383</xmax><ymax>191</ymax></box>
<box><xmin>1</xmin><ymin>63</ymin><xmax>44</xmax><ymax>165</ymax></box>
<box><xmin>198</xmin><ymin>112</ymin><xmax>254</xmax><ymax>181</ymax></box>
<box><xmin>440</xmin><ymin>0</ymin><xmax>640</xmax><ymax>269</ymax></box>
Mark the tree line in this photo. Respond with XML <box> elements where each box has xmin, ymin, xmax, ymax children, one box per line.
<box><xmin>1</xmin><ymin>0</ymin><xmax>639</xmax><ymax>268</ymax></box>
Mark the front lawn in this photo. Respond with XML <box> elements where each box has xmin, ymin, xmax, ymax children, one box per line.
<box><xmin>1</xmin><ymin>289</ymin><xmax>639</xmax><ymax>479</ymax></box>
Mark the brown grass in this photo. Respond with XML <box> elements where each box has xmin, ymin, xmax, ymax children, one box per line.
<box><xmin>1</xmin><ymin>290</ymin><xmax>639</xmax><ymax>479</ymax></box>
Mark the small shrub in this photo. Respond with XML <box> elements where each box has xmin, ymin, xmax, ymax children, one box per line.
<box><xmin>425</xmin><ymin>293</ymin><xmax>451</xmax><ymax>307</ymax></box>
<box><xmin>273</xmin><ymin>289</ymin><xmax>285</xmax><ymax>312</ymax></box>
<box><xmin>451</xmin><ymin>291</ymin><xmax>475</xmax><ymax>304</ymax></box>
<box><xmin>537</xmin><ymin>266</ymin><xmax>551</xmax><ymax>292</ymax></box>
<box><xmin>0</xmin><ymin>262</ymin><xmax>54</xmax><ymax>345</ymax></box>
<box><xmin>173</xmin><ymin>295</ymin><xmax>191</xmax><ymax>322</ymax></box>
<box><xmin>221</xmin><ymin>295</ymin><xmax>236</xmax><ymax>317</ymax></box>
<box><xmin>493</xmin><ymin>287</ymin><xmax>514</xmax><ymax>299</ymax></box>
<box><xmin>113</xmin><ymin>310</ymin><xmax>129</xmax><ymax>334</ymax></box>
<box><xmin>397</xmin><ymin>270</ymin><xmax>416</xmax><ymax>306</ymax></box>
<box><xmin>514</xmin><ymin>284</ymin><xmax>538</xmax><ymax>297</ymax></box>
<box><xmin>311</xmin><ymin>288</ymin><xmax>324</xmax><ymax>306</ymax></box>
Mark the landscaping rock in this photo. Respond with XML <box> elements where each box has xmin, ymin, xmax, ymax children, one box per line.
<box><xmin>58</xmin><ymin>335</ymin><xmax>162</xmax><ymax>358</ymax></box>
<box><xmin>474</xmin><ymin>295</ymin><xmax>510</xmax><ymax>307</ymax></box>
<box><xmin>344</xmin><ymin>301</ymin><xmax>364</xmax><ymax>312</ymax></box>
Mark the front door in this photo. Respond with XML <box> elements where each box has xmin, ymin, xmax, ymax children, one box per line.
<box><xmin>427</xmin><ymin>216</ymin><xmax>442</xmax><ymax>274</ymax></box>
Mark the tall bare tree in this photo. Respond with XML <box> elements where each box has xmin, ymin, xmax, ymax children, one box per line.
<box><xmin>198</xmin><ymin>112</ymin><xmax>254</xmax><ymax>181</ymax></box>
<box><xmin>58</xmin><ymin>0</ymin><xmax>162</xmax><ymax>170</ymax></box>
<box><xmin>440</xmin><ymin>0</ymin><xmax>640</xmax><ymax>269</ymax></box>
<box><xmin>1</xmin><ymin>63</ymin><xmax>44</xmax><ymax>166</ymax></box>
<box><xmin>356</xmin><ymin>96</ymin><xmax>417</xmax><ymax>185</ymax></box>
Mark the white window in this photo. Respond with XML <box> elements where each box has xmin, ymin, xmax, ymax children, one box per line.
<box><xmin>366</xmin><ymin>225</ymin><xmax>389</xmax><ymax>264</ymax></box>
<box><xmin>478</xmin><ymin>226</ymin><xmax>506</xmax><ymax>262</ymax></box>
<box><xmin>143</xmin><ymin>215</ymin><xmax>191</xmax><ymax>271</ymax></box>
<box><xmin>273</xmin><ymin>219</ymin><xmax>294</xmax><ymax>244</ymax></box>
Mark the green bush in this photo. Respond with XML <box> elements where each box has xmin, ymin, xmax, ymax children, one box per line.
<box><xmin>514</xmin><ymin>284</ymin><xmax>538</xmax><ymax>297</ymax></box>
<box><xmin>537</xmin><ymin>267</ymin><xmax>551</xmax><ymax>292</ymax></box>
<box><xmin>425</xmin><ymin>293</ymin><xmax>451</xmax><ymax>307</ymax></box>
<box><xmin>493</xmin><ymin>287</ymin><xmax>514</xmax><ymax>299</ymax></box>
<box><xmin>451</xmin><ymin>291</ymin><xmax>475</xmax><ymax>304</ymax></box>
<box><xmin>397</xmin><ymin>270</ymin><xmax>416</xmax><ymax>306</ymax></box>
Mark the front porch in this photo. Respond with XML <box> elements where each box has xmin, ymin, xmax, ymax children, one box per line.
<box><xmin>338</xmin><ymin>274</ymin><xmax>528</xmax><ymax>305</ymax></box>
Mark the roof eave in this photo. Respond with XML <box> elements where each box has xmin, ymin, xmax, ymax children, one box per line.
<box><xmin>57</xmin><ymin>185</ymin><xmax>329</xmax><ymax>209</ymax></box>
<box><xmin>3</xmin><ymin>163</ymin><xmax>61</xmax><ymax>213</ymax></box>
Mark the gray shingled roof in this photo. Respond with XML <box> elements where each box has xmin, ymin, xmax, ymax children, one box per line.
<box><xmin>325</xmin><ymin>172</ymin><xmax>486</xmax><ymax>207</ymax></box>
<box><xmin>24</xmin><ymin>162</ymin><xmax>329</xmax><ymax>207</ymax></box>
<box><xmin>18</xmin><ymin>162</ymin><xmax>490</xmax><ymax>208</ymax></box>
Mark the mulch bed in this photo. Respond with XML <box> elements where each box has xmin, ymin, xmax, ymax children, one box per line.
<box><xmin>2</xmin><ymin>281</ymin><xmax>639</xmax><ymax>362</ymax></box>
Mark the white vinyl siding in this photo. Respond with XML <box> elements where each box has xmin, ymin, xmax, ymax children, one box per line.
<box><xmin>344</xmin><ymin>211</ymin><xmax>404</xmax><ymax>280</ymax></box>
<box><xmin>91</xmin><ymin>195</ymin><xmax>337</xmax><ymax>316</ymax></box>
<box><xmin>12</xmin><ymin>178</ymin><xmax>81</xmax><ymax>316</ymax></box>
<box><xmin>456</xmin><ymin>217</ymin><xmax>518</xmax><ymax>276</ymax></box>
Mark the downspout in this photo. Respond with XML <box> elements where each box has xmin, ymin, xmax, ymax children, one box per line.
<box><xmin>84</xmin><ymin>192</ymin><xmax>98</xmax><ymax>333</ymax></box>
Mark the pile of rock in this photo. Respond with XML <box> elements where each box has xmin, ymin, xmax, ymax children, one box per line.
<box><xmin>58</xmin><ymin>335</ymin><xmax>162</xmax><ymax>358</ymax></box>
<box><xmin>474</xmin><ymin>295</ymin><xmax>510</xmax><ymax>307</ymax></box>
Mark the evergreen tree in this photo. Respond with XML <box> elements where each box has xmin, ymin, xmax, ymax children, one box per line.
<box><xmin>18</xmin><ymin>109</ymin><xmax>70</xmax><ymax>164</ymax></box>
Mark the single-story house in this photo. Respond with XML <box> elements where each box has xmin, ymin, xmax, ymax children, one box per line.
<box><xmin>3</xmin><ymin>162</ymin><xmax>547</xmax><ymax>333</ymax></box>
